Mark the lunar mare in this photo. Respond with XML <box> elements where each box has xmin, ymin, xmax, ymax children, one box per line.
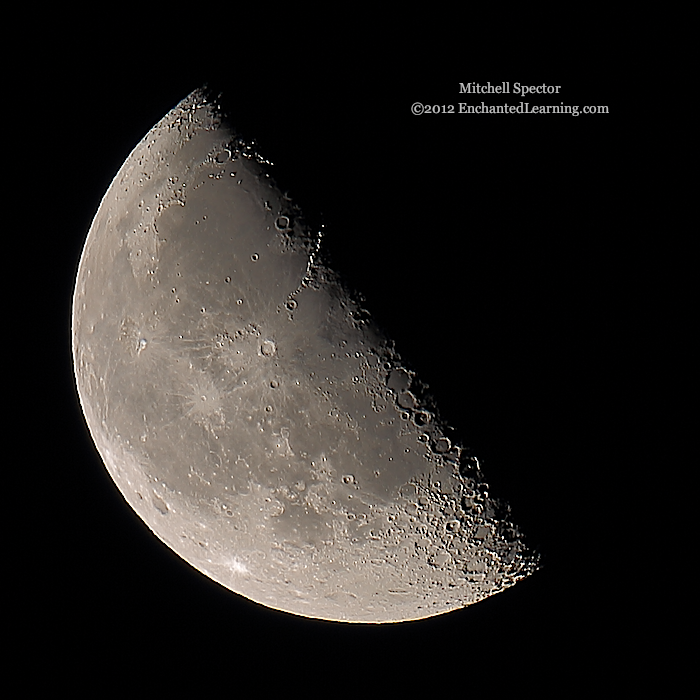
<box><xmin>72</xmin><ymin>89</ymin><xmax>538</xmax><ymax>622</ymax></box>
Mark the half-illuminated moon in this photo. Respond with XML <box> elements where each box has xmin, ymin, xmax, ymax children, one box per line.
<box><xmin>72</xmin><ymin>89</ymin><xmax>538</xmax><ymax>623</ymax></box>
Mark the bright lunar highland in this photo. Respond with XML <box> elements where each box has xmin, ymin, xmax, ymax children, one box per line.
<box><xmin>72</xmin><ymin>89</ymin><xmax>539</xmax><ymax>622</ymax></box>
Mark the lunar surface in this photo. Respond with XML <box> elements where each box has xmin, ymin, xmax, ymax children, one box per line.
<box><xmin>72</xmin><ymin>89</ymin><xmax>539</xmax><ymax>622</ymax></box>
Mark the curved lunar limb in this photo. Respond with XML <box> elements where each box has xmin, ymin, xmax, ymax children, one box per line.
<box><xmin>72</xmin><ymin>89</ymin><xmax>538</xmax><ymax>623</ymax></box>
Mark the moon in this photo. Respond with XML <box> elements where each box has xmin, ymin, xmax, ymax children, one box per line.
<box><xmin>72</xmin><ymin>88</ymin><xmax>539</xmax><ymax>623</ymax></box>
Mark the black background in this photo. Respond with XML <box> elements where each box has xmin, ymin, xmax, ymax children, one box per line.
<box><xmin>20</xmin><ymin>38</ymin><xmax>645</xmax><ymax>692</ymax></box>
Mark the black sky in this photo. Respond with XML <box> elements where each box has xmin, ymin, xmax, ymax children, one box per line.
<box><xmin>20</xmin><ymin>45</ymin><xmax>641</xmax><ymax>690</ymax></box>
